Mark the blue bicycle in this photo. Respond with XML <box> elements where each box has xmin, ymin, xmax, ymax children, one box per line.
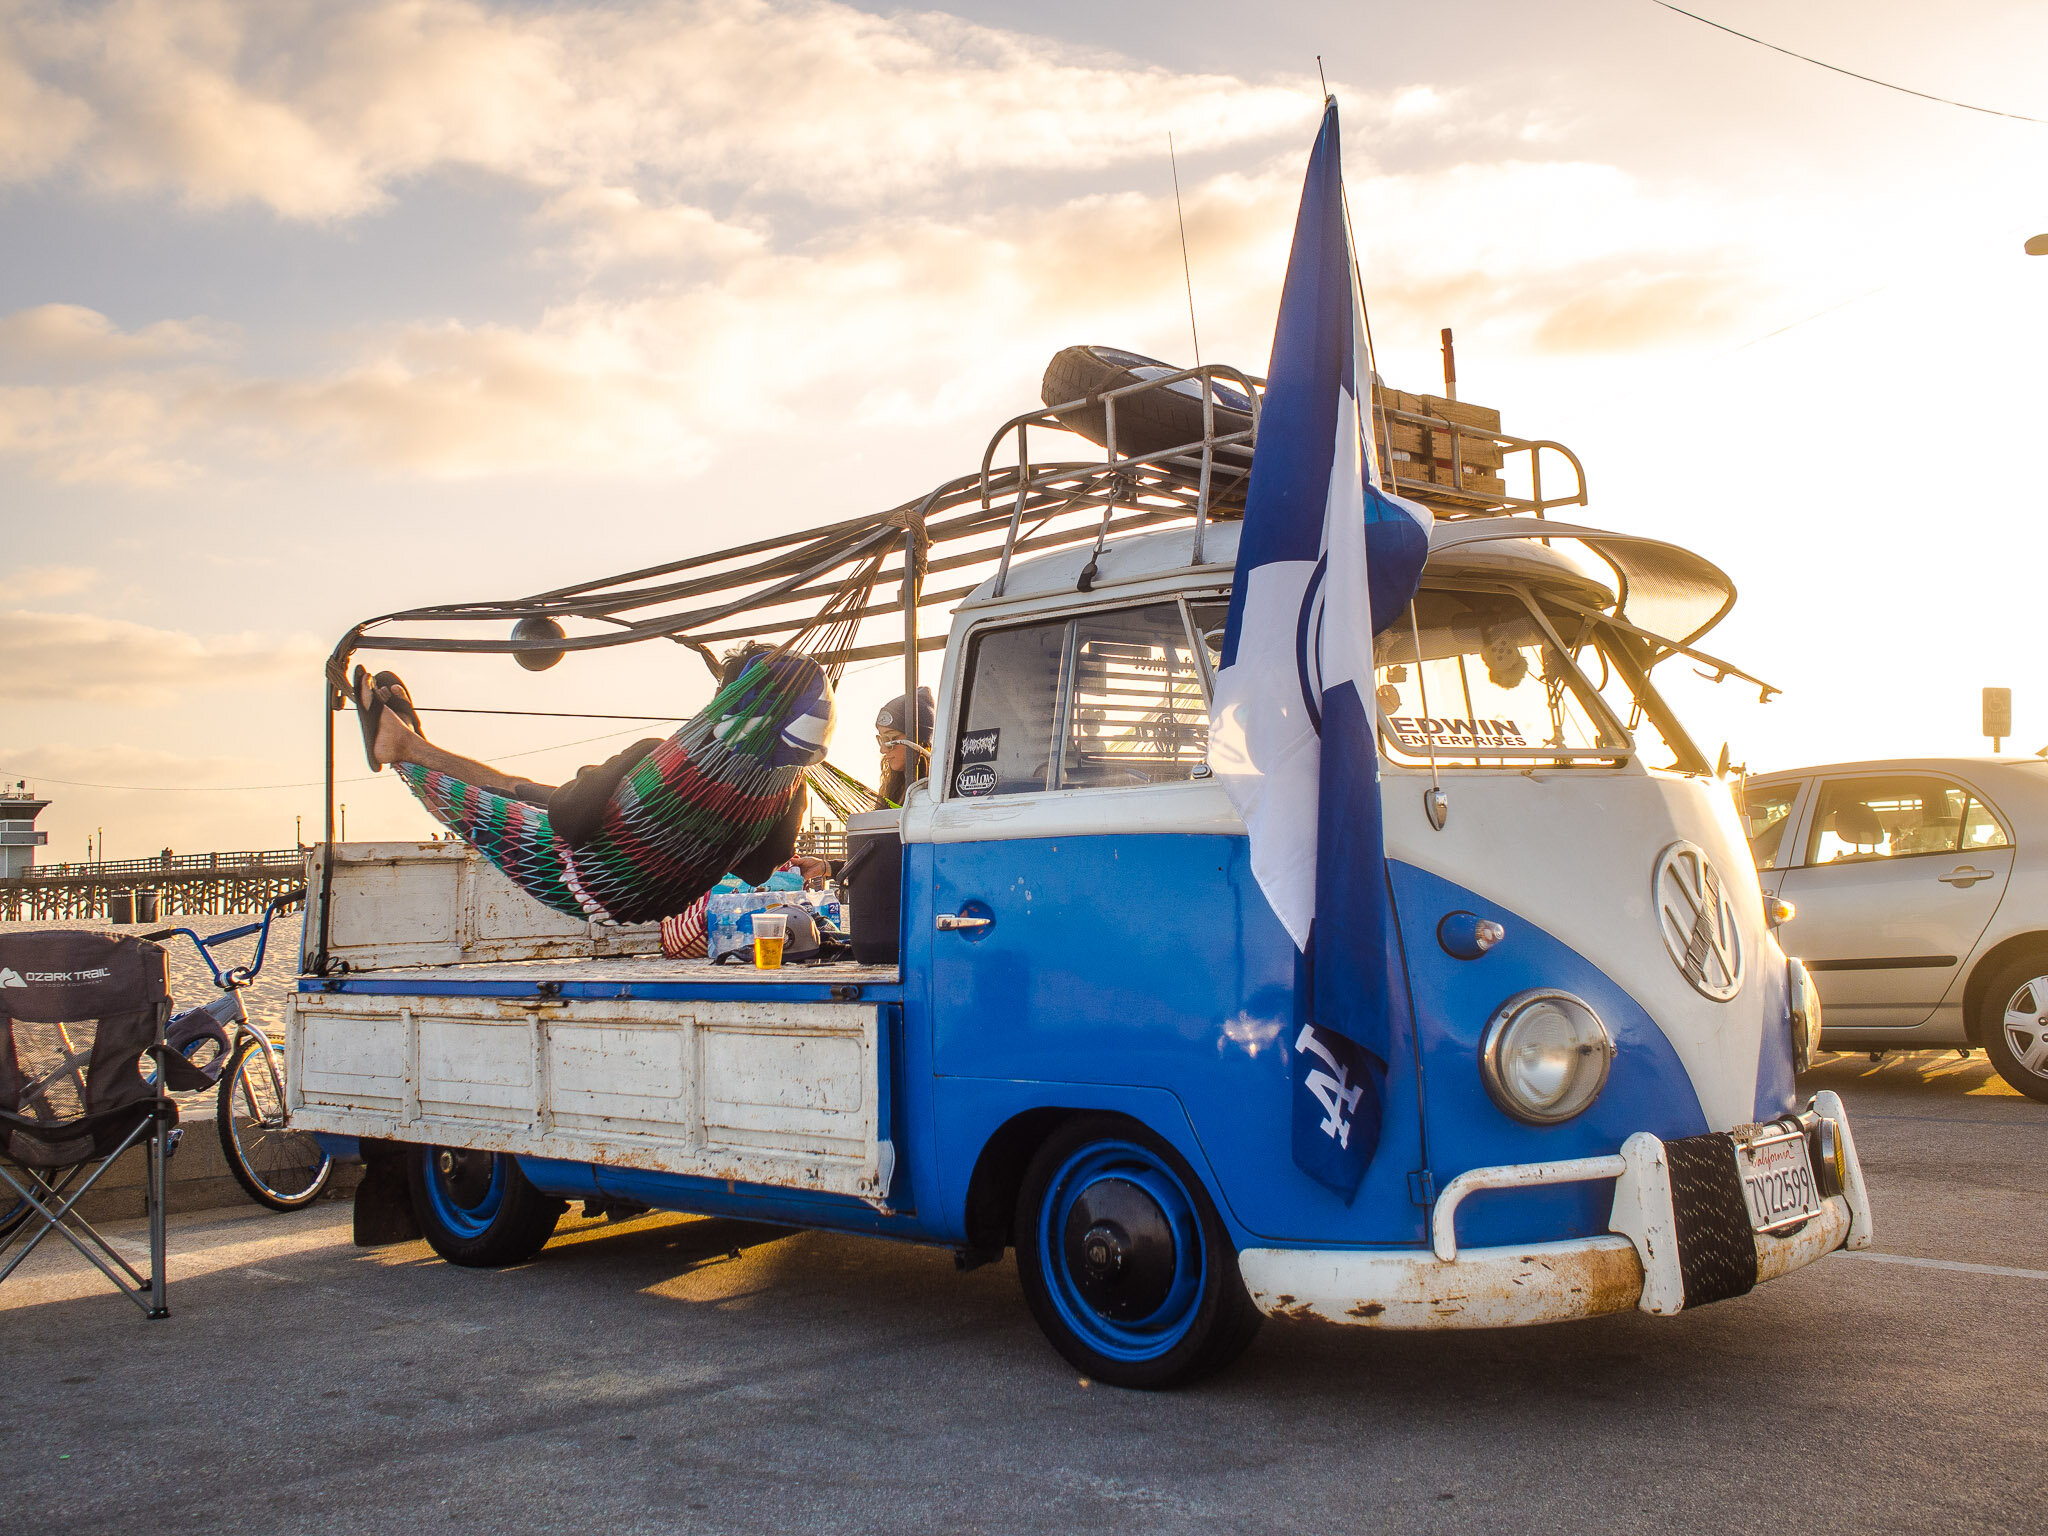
<box><xmin>146</xmin><ymin>890</ymin><xmax>334</xmax><ymax>1211</ymax></box>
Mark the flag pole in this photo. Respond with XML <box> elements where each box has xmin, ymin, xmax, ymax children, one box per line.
<box><xmin>1336</xmin><ymin>149</ymin><xmax>1447</xmax><ymax>825</ymax></box>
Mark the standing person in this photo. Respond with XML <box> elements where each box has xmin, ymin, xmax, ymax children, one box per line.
<box><xmin>874</xmin><ymin>688</ymin><xmax>933</xmax><ymax>809</ymax></box>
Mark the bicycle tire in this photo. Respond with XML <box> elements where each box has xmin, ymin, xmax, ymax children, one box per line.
<box><xmin>0</xmin><ymin>1192</ymin><xmax>32</xmax><ymax>1241</ymax></box>
<box><xmin>217</xmin><ymin>1037</ymin><xmax>333</xmax><ymax>1211</ymax></box>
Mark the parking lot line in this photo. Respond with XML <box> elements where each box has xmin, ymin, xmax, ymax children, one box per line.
<box><xmin>1836</xmin><ymin>1251</ymin><xmax>2048</xmax><ymax>1282</ymax></box>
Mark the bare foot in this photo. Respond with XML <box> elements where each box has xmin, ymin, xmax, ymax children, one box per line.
<box><xmin>356</xmin><ymin>673</ymin><xmax>421</xmax><ymax>770</ymax></box>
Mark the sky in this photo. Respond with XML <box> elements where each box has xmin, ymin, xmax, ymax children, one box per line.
<box><xmin>2</xmin><ymin>0</ymin><xmax>2045</xmax><ymax>861</ymax></box>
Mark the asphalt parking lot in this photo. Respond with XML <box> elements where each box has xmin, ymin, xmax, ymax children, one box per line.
<box><xmin>7</xmin><ymin>1051</ymin><xmax>2045</xmax><ymax>1536</ymax></box>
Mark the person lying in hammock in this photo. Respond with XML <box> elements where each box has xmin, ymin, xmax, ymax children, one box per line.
<box><xmin>351</xmin><ymin>644</ymin><xmax>835</xmax><ymax>927</ymax></box>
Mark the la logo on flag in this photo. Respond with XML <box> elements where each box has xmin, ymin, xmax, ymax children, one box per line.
<box><xmin>1209</xmin><ymin>99</ymin><xmax>1434</xmax><ymax>1202</ymax></box>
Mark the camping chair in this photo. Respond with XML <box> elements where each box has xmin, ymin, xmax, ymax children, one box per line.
<box><xmin>0</xmin><ymin>930</ymin><xmax>176</xmax><ymax>1318</ymax></box>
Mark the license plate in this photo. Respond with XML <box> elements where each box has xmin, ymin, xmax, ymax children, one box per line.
<box><xmin>1736</xmin><ymin>1129</ymin><xmax>1823</xmax><ymax>1233</ymax></box>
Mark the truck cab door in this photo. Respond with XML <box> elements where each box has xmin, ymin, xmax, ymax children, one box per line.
<box><xmin>911</xmin><ymin>599</ymin><xmax>1425</xmax><ymax>1247</ymax></box>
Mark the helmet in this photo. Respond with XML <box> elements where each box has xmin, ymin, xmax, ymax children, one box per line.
<box><xmin>762</xmin><ymin>903</ymin><xmax>821</xmax><ymax>962</ymax></box>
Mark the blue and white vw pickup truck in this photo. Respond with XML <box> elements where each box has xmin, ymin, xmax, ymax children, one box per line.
<box><xmin>288</xmin><ymin>364</ymin><xmax>1871</xmax><ymax>1388</ymax></box>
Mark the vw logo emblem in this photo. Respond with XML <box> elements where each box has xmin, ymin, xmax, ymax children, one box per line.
<box><xmin>1652</xmin><ymin>840</ymin><xmax>1744</xmax><ymax>1002</ymax></box>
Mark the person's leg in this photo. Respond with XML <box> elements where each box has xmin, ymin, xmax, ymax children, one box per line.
<box><xmin>358</xmin><ymin>672</ymin><xmax>552</xmax><ymax>797</ymax></box>
<box><xmin>352</xmin><ymin>671</ymin><xmax>579</xmax><ymax>914</ymax></box>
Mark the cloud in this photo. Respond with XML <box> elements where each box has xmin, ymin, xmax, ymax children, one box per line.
<box><xmin>0</xmin><ymin>24</ymin><xmax>92</xmax><ymax>177</ymax></box>
<box><xmin>2</xmin><ymin>0</ymin><xmax>1321</xmax><ymax>218</ymax></box>
<box><xmin>0</xmin><ymin>609</ymin><xmax>324</xmax><ymax>702</ymax></box>
<box><xmin>1531</xmin><ymin>270</ymin><xmax>1757</xmax><ymax>352</ymax></box>
<box><xmin>0</xmin><ymin>149</ymin><xmax>1789</xmax><ymax>483</ymax></box>
<box><xmin>538</xmin><ymin>186</ymin><xmax>767</xmax><ymax>274</ymax></box>
<box><xmin>10</xmin><ymin>564</ymin><xmax>97</xmax><ymax>599</ymax></box>
<box><xmin>0</xmin><ymin>304</ymin><xmax>229</xmax><ymax>371</ymax></box>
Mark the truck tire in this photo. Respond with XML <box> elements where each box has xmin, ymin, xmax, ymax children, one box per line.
<box><xmin>407</xmin><ymin>1146</ymin><xmax>564</xmax><ymax>1267</ymax></box>
<box><xmin>1979</xmin><ymin>953</ymin><xmax>2048</xmax><ymax>1103</ymax></box>
<box><xmin>1013</xmin><ymin>1116</ymin><xmax>1260</xmax><ymax>1389</ymax></box>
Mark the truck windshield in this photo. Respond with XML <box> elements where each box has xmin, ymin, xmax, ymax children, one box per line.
<box><xmin>1371</xmin><ymin>585</ymin><xmax>1704</xmax><ymax>772</ymax></box>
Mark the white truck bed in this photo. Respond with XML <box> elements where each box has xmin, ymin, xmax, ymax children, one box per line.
<box><xmin>289</xmin><ymin>843</ymin><xmax>900</xmax><ymax>1204</ymax></box>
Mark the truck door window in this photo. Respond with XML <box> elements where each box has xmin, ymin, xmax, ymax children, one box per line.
<box><xmin>1744</xmin><ymin>783</ymin><xmax>1801</xmax><ymax>869</ymax></box>
<box><xmin>952</xmin><ymin>603</ymin><xmax>1216</xmax><ymax>799</ymax></box>
<box><xmin>1807</xmin><ymin>776</ymin><xmax>1970</xmax><ymax>864</ymax></box>
<box><xmin>1060</xmin><ymin>604</ymin><xmax>1209</xmax><ymax>789</ymax></box>
<box><xmin>952</xmin><ymin>619</ymin><xmax>1066</xmax><ymax>796</ymax></box>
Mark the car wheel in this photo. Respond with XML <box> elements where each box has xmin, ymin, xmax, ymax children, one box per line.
<box><xmin>1013</xmin><ymin>1116</ymin><xmax>1261</xmax><ymax>1390</ymax></box>
<box><xmin>407</xmin><ymin>1146</ymin><xmax>564</xmax><ymax>1267</ymax></box>
<box><xmin>1979</xmin><ymin>955</ymin><xmax>2048</xmax><ymax>1104</ymax></box>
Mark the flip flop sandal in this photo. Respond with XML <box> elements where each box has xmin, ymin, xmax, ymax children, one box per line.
<box><xmin>351</xmin><ymin>667</ymin><xmax>424</xmax><ymax>772</ymax></box>
<box><xmin>351</xmin><ymin>666</ymin><xmax>387</xmax><ymax>772</ymax></box>
<box><xmin>370</xmin><ymin>670</ymin><xmax>423</xmax><ymax>736</ymax></box>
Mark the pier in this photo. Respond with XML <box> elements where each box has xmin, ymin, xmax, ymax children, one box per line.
<box><xmin>0</xmin><ymin>847</ymin><xmax>307</xmax><ymax>920</ymax></box>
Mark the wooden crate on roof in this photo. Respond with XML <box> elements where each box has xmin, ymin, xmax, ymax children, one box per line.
<box><xmin>1370</xmin><ymin>383</ymin><xmax>1510</xmax><ymax>506</ymax></box>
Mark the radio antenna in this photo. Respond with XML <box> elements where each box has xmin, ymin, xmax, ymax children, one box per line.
<box><xmin>1168</xmin><ymin>133</ymin><xmax>1201</xmax><ymax>368</ymax></box>
<box><xmin>1316</xmin><ymin>54</ymin><xmax>1329</xmax><ymax>101</ymax></box>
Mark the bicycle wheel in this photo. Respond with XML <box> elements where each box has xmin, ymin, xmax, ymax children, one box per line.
<box><xmin>217</xmin><ymin>1037</ymin><xmax>332</xmax><ymax>1210</ymax></box>
<box><xmin>0</xmin><ymin>1190</ymin><xmax>32</xmax><ymax>1241</ymax></box>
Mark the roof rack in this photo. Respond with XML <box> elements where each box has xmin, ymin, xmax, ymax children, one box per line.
<box><xmin>317</xmin><ymin>365</ymin><xmax>1593</xmax><ymax>871</ymax></box>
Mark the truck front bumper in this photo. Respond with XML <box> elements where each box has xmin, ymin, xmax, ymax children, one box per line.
<box><xmin>1239</xmin><ymin>1090</ymin><xmax>1872</xmax><ymax>1330</ymax></box>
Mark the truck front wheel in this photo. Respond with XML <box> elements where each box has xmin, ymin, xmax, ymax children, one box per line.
<box><xmin>408</xmin><ymin>1146</ymin><xmax>564</xmax><ymax>1267</ymax></box>
<box><xmin>1013</xmin><ymin>1116</ymin><xmax>1260</xmax><ymax>1389</ymax></box>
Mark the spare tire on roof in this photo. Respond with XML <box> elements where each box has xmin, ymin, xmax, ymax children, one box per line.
<box><xmin>1040</xmin><ymin>346</ymin><xmax>1257</xmax><ymax>484</ymax></box>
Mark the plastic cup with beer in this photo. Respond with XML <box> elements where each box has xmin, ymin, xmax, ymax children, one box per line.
<box><xmin>751</xmin><ymin>910</ymin><xmax>788</xmax><ymax>969</ymax></box>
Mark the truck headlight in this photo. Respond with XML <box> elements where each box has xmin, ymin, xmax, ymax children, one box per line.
<box><xmin>1787</xmin><ymin>956</ymin><xmax>1821</xmax><ymax>1073</ymax></box>
<box><xmin>1479</xmin><ymin>990</ymin><xmax>1615</xmax><ymax>1124</ymax></box>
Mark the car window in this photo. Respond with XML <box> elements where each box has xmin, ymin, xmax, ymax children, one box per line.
<box><xmin>1743</xmin><ymin>782</ymin><xmax>1801</xmax><ymax>869</ymax></box>
<box><xmin>1806</xmin><ymin>775</ymin><xmax>1972</xmax><ymax>864</ymax></box>
<box><xmin>1961</xmin><ymin>797</ymin><xmax>2012</xmax><ymax>850</ymax></box>
<box><xmin>950</xmin><ymin>603</ymin><xmax>1210</xmax><ymax>799</ymax></box>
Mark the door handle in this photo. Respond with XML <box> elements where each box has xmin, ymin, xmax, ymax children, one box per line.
<box><xmin>936</xmin><ymin>913</ymin><xmax>993</xmax><ymax>931</ymax></box>
<box><xmin>1938</xmin><ymin>866</ymin><xmax>1995</xmax><ymax>887</ymax></box>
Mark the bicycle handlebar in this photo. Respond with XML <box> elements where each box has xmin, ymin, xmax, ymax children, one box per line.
<box><xmin>141</xmin><ymin>885</ymin><xmax>308</xmax><ymax>991</ymax></box>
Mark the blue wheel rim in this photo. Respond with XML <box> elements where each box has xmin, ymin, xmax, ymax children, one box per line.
<box><xmin>1037</xmin><ymin>1140</ymin><xmax>1206</xmax><ymax>1363</ymax></box>
<box><xmin>422</xmin><ymin>1148</ymin><xmax>507</xmax><ymax>1239</ymax></box>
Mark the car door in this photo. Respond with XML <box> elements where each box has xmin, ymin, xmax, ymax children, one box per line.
<box><xmin>1774</xmin><ymin>772</ymin><xmax>2014</xmax><ymax>1028</ymax></box>
<box><xmin>922</xmin><ymin>597</ymin><xmax>1425</xmax><ymax>1244</ymax></box>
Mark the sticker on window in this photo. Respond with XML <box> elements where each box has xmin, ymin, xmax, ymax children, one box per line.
<box><xmin>955</xmin><ymin>763</ymin><xmax>999</xmax><ymax>796</ymax></box>
<box><xmin>959</xmin><ymin>727</ymin><xmax>1000</xmax><ymax>763</ymax></box>
<box><xmin>1387</xmin><ymin>716</ymin><xmax>1528</xmax><ymax>749</ymax></box>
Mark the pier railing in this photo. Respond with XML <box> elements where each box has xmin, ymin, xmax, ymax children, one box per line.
<box><xmin>0</xmin><ymin>848</ymin><xmax>307</xmax><ymax>921</ymax></box>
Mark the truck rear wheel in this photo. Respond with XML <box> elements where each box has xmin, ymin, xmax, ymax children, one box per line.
<box><xmin>407</xmin><ymin>1146</ymin><xmax>563</xmax><ymax>1267</ymax></box>
<box><xmin>1980</xmin><ymin>954</ymin><xmax>2048</xmax><ymax>1104</ymax></box>
<box><xmin>1013</xmin><ymin>1116</ymin><xmax>1260</xmax><ymax>1390</ymax></box>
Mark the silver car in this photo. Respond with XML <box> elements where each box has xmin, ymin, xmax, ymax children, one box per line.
<box><xmin>1742</xmin><ymin>757</ymin><xmax>2048</xmax><ymax>1099</ymax></box>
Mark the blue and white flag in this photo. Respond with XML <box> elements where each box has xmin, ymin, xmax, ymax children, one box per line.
<box><xmin>1208</xmin><ymin>101</ymin><xmax>1434</xmax><ymax>1200</ymax></box>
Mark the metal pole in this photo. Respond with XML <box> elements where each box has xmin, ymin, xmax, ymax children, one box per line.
<box><xmin>901</xmin><ymin>523</ymin><xmax>920</xmax><ymax>783</ymax></box>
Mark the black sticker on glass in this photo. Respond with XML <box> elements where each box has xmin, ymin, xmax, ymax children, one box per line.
<box><xmin>955</xmin><ymin>763</ymin><xmax>999</xmax><ymax>797</ymax></box>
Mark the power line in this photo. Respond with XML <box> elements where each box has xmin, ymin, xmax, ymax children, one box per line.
<box><xmin>1648</xmin><ymin>1</ymin><xmax>2048</xmax><ymax>124</ymax></box>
